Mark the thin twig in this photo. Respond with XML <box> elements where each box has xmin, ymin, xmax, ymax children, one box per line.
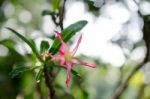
<box><xmin>59</xmin><ymin>0</ymin><xmax>67</xmax><ymax>30</ymax></box>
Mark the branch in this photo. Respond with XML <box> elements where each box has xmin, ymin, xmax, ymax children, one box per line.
<box><xmin>112</xmin><ymin>15</ymin><xmax>150</xmax><ymax>99</ymax></box>
<box><xmin>51</xmin><ymin>14</ymin><xmax>59</xmax><ymax>26</ymax></box>
<box><xmin>44</xmin><ymin>64</ymin><xmax>55</xmax><ymax>99</ymax></box>
<box><xmin>112</xmin><ymin>38</ymin><xmax>149</xmax><ymax>99</ymax></box>
<box><xmin>50</xmin><ymin>0</ymin><xmax>66</xmax><ymax>30</ymax></box>
<box><xmin>112</xmin><ymin>62</ymin><xmax>144</xmax><ymax>99</ymax></box>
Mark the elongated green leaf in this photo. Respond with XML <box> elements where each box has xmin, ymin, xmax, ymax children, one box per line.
<box><xmin>42</xmin><ymin>10</ymin><xmax>55</xmax><ymax>16</ymax></box>
<box><xmin>49</xmin><ymin>20</ymin><xmax>88</xmax><ymax>54</ymax></box>
<box><xmin>36</xmin><ymin>68</ymin><xmax>43</xmax><ymax>82</ymax></box>
<box><xmin>40</xmin><ymin>40</ymin><xmax>50</xmax><ymax>53</ymax></box>
<box><xmin>9</xmin><ymin>66</ymin><xmax>40</xmax><ymax>78</ymax></box>
<box><xmin>9</xmin><ymin>66</ymin><xmax>32</xmax><ymax>78</ymax></box>
<box><xmin>6</xmin><ymin>27</ymin><xmax>39</xmax><ymax>58</ymax></box>
<box><xmin>0</xmin><ymin>39</ymin><xmax>15</xmax><ymax>48</ymax></box>
<box><xmin>0</xmin><ymin>39</ymin><xmax>23</xmax><ymax>59</ymax></box>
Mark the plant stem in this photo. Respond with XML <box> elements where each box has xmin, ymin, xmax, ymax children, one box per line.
<box><xmin>44</xmin><ymin>0</ymin><xmax>67</xmax><ymax>98</ymax></box>
<box><xmin>44</xmin><ymin>64</ymin><xmax>55</xmax><ymax>99</ymax></box>
<box><xmin>59</xmin><ymin>0</ymin><xmax>66</xmax><ymax>30</ymax></box>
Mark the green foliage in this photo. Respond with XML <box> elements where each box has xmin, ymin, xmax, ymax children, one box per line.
<box><xmin>36</xmin><ymin>68</ymin><xmax>44</xmax><ymax>82</ymax></box>
<box><xmin>6</xmin><ymin>27</ymin><xmax>39</xmax><ymax>58</ymax></box>
<box><xmin>71</xmin><ymin>69</ymin><xmax>82</xmax><ymax>79</ymax></box>
<box><xmin>6</xmin><ymin>20</ymin><xmax>87</xmax><ymax>81</ymax></box>
<box><xmin>49</xmin><ymin>20</ymin><xmax>88</xmax><ymax>54</ymax></box>
<box><xmin>9</xmin><ymin>66</ymin><xmax>33</xmax><ymax>78</ymax></box>
<box><xmin>0</xmin><ymin>39</ymin><xmax>22</xmax><ymax>57</ymax></box>
<box><xmin>52</xmin><ymin>0</ymin><xmax>61</xmax><ymax>11</ymax></box>
<box><xmin>9</xmin><ymin>65</ymin><xmax>40</xmax><ymax>78</ymax></box>
<box><xmin>40</xmin><ymin>40</ymin><xmax>50</xmax><ymax>54</ymax></box>
<box><xmin>42</xmin><ymin>10</ymin><xmax>55</xmax><ymax>16</ymax></box>
<box><xmin>0</xmin><ymin>39</ymin><xmax>15</xmax><ymax>48</ymax></box>
<box><xmin>85</xmin><ymin>0</ymin><xmax>100</xmax><ymax>10</ymax></box>
<box><xmin>83</xmin><ymin>0</ymin><xmax>100</xmax><ymax>16</ymax></box>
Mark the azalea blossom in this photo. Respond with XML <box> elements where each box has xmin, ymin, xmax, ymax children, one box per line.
<box><xmin>44</xmin><ymin>31</ymin><xmax>96</xmax><ymax>87</ymax></box>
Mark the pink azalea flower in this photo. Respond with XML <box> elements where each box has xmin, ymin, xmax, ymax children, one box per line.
<box><xmin>44</xmin><ymin>31</ymin><xmax>96</xmax><ymax>87</ymax></box>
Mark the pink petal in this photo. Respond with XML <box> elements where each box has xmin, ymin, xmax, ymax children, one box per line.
<box><xmin>43</xmin><ymin>51</ymin><xmax>62</xmax><ymax>60</ymax></box>
<box><xmin>58</xmin><ymin>46</ymin><xmax>65</xmax><ymax>56</ymax></box>
<box><xmin>55</xmin><ymin>31</ymin><xmax>64</xmax><ymax>44</ymax></box>
<box><xmin>59</xmin><ymin>44</ymin><xmax>67</xmax><ymax>56</ymax></box>
<box><xmin>65</xmin><ymin>63</ymin><xmax>72</xmax><ymax>87</ymax></box>
<box><xmin>71</xmin><ymin>35</ymin><xmax>82</xmax><ymax>56</ymax></box>
<box><xmin>72</xmin><ymin>58</ymin><xmax>96</xmax><ymax>68</ymax></box>
<box><xmin>44</xmin><ymin>51</ymin><xmax>68</xmax><ymax>68</ymax></box>
<box><xmin>58</xmin><ymin>58</ymin><xmax>66</xmax><ymax>66</ymax></box>
<box><xmin>55</xmin><ymin>31</ymin><xmax>69</xmax><ymax>55</ymax></box>
<box><xmin>58</xmin><ymin>44</ymin><xmax>70</xmax><ymax>56</ymax></box>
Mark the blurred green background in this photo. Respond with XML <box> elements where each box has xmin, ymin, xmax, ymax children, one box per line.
<box><xmin>0</xmin><ymin>0</ymin><xmax>150</xmax><ymax>99</ymax></box>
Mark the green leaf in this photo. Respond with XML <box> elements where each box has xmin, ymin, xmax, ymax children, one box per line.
<box><xmin>84</xmin><ymin>0</ymin><xmax>100</xmax><ymax>12</ymax></box>
<box><xmin>52</xmin><ymin>0</ymin><xmax>61</xmax><ymax>11</ymax></box>
<box><xmin>49</xmin><ymin>20</ymin><xmax>88</xmax><ymax>54</ymax></box>
<box><xmin>6</xmin><ymin>27</ymin><xmax>39</xmax><ymax>58</ymax></box>
<box><xmin>9</xmin><ymin>66</ymin><xmax>32</xmax><ymax>78</ymax></box>
<box><xmin>71</xmin><ymin>69</ymin><xmax>81</xmax><ymax>79</ymax></box>
<box><xmin>9</xmin><ymin>65</ymin><xmax>40</xmax><ymax>78</ymax></box>
<box><xmin>0</xmin><ymin>39</ymin><xmax>15</xmax><ymax>48</ymax></box>
<box><xmin>0</xmin><ymin>39</ymin><xmax>23</xmax><ymax>58</ymax></box>
<box><xmin>40</xmin><ymin>40</ymin><xmax>50</xmax><ymax>53</ymax></box>
<box><xmin>36</xmin><ymin>68</ymin><xmax>43</xmax><ymax>82</ymax></box>
<box><xmin>42</xmin><ymin>10</ymin><xmax>55</xmax><ymax>16</ymax></box>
